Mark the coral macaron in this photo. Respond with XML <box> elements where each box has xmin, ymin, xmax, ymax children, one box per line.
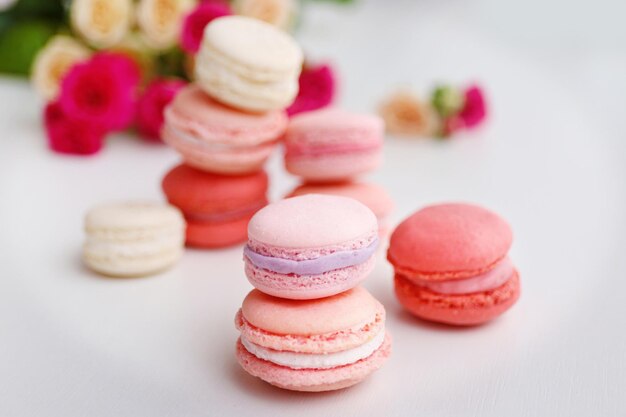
<box><xmin>162</xmin><ymin>84</ymin><xmax>287</xmax><ymax>174</ymax></box>
<box><xmin>244</xmin><ymin>194</ymin><xmax>379</xmax><ymax>299</ymax></box>
<box><xmin>162</xmin><ymin>164</ymin><xmax>268</xmax><ymax>248</ymax></box>
<box><xmin>388</xmin><ymin>203</ymin><xmax>520</xmax><ymax>325</ymax></box>
<box><xmin>284</xmin><ymin>108</ymin><xmax>385</xmax><ymax>182</ymax></box>
<box><xmin>235</xmin><ymin>287</ymin><xmax>391</xmax><ymax>392</ymax></box>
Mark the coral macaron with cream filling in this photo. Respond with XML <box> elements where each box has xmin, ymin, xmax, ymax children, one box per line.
<box><xmin>244</xmin><ymin>194</ymin><xmax>379</xmax><ymax>300</ymax></box>
<box><xmin>162</xmin><ymin>164</ymin><xmax>268</xmax><ymax>248</ymax></box>
<box><xmin>388</xmin><ymin>203</ymin><xmax>520</xmax><ymax>325</ymax></box>
<box><xmin>235</xmin><ymin>287</ymin><xmax>391</xmax><ymax>391</ymax></box>
<box><xmin>284</xmin><ymin>108</ymin><xmax>384</xmax><ymax>182</ymax></box>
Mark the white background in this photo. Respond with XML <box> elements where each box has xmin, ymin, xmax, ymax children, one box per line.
<box><xmin>1</xmin><ymin>0</ymin><xmax>625</xmax><ymax>415</ymax></box>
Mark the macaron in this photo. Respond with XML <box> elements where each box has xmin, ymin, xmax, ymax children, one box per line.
<box><xmin>162</xmin><ymin>85</ymin><xmax>287</xmax><ymax>174</ymax></box>
<box><xmin>235</xmin><ymin>287</ymin><xmax>392</xmax><ymax>392</ymax></box>
<box><xmin>287</xmin><ymin>182</ymin><xmax>394</xmax><ymax>238</ymax></box>
<box><xmin>244</xmin><ymin>194</ymin><xmax>379</xmax><ymax>299</ymax></box>
<box><xmin>388</xmin><ymin>203</ymin><xmax>520</xmax><ymax>325</ymax></box>
<box><xmin>284</xmin><ymin>108</ymin><xmax>385</xmax><ymax>182</ymax></box>
<box><xmin>195</xmin><ymin>16</ymin><xmax>303</xmax><ymax>112</ymax></box>
<box><xmin>83</xmin><ymin>202</ymin><xmax>185</xmax><ymax>277</ymax></box>
<box><xmin>162</xmin><ymin>164</ymin><xmax>268</xmax><ymax>248</ymax></box>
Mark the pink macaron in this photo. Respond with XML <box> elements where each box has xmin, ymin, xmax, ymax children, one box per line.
<box><xmin>388</xmin><ymin>203</ymin><xmax>520</xmax><ymax>326</ymax></box>
<box><xmin>235</xmin><ymin>287</ymin><xmax>391</xmax><ymax>391</ymax></box>
<box><xmin>162</xmin><ymin>84</ymin><xmax>287</xmax><ymax>174</ymax></box>
<box><xmin>287</xmin><ymin>182</ymin><xmax>394</xmax><ymax>238</ymax></box>
<box><xmin>244</xmin><ymin>194</ymin><xmax>379</xmax><ymax>299</ymax></box>
<box><xmin>284</xmin><ymin>108</ymin><xmax>384</xmax><ymax>182</ymax></box>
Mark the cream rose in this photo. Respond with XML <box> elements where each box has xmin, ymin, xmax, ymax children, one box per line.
<box><xmin>379</xmin><ymin>91</ymin><xmax>439</xmax><ymax>137</ymax></box>
<box><xmin>136</xmin><ymin>0</ymin><xmax>196</xmax><ymax>50</ymax></box>
<box><xmin>70</xmin><ymin>0</ymin><xmax>133</xmax><ymax>48</ymax></box>
<box><xmin>31</xmin><ymin>35</ymin><xmax>91</xmax><ymax>100</ymax></box>
<box><xmin>234</xmin><ymin>0</ymin><xmax>297</xmax><ymax>31</ymax></box>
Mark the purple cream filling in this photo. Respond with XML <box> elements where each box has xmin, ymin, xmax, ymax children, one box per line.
<box><xmin>244</xmin><ymin>238</ymin><xmax>379</xmax><ymax>275</ymax></box>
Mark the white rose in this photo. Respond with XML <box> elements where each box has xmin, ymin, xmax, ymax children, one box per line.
<box><xmin>70</xmin><ymin>0</ymin><xmax>133</xmax><ymax>48</ymax></box>
<box><xmin>136</xmin><ymin>0</ymin><xmax>196</xmax><ymax>50</ymax></box>
<box><xmin>31</xmin><ymin>35</ymin><xmax>91</xmax><ymax>100</ymax></box>
<box><xmin>234</xmin><ymin>0</ymin><xmax>298</xmax><ymax>31</ymax></box>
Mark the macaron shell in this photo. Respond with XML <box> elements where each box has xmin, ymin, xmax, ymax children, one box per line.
<box><xmin>394</xmin><ymin>271</ymin><xmax>520</xmax><ymax>326</ymax></box>
<box><xmin>285</xmin><ymin>150</ymin><xmax>382</xmax><ymax>182</ymax></box>
<box><xmin>162</xmin><ymin>127</ymin><xmax>276</xmax><ymax>175</ymax></box>
<box><xmin>162</xmin><ymin>164</ymin><xmax>268</xmax><ymax>214</ymax></box>
<box><xmin>236</xmin><ymin>333</ymin><xmax>391</xmax><ymax>392</ymax></box>
<box><xmin>241</xmin><ymin>287</ymin><xmax>381</xmax><ymax>336</ymax></box>
<box><xmin>244</xmin><ymin>255</ymin><xmax>375</xmax><ymax>300</ymax></box>
<box><xmin>388</xmin><ymin>203</ymin><xmax>514</xmax><ymax>280</ymax></box>
<box><xmin>83</xmin><ymin>247</ymin><xmax>182</xmax><ymax>277</ymax></box>
<box><xmin>186</xmin><ymin>215</ymin><xmax>253</xmax><ymax>248</ymax></box>
<box><xmin>248</xmin><ymin>194</ymin><xmax>378</xmax><ymax>249</ymax></box>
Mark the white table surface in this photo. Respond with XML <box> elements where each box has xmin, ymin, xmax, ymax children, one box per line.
<box><xmin>1</xmin><ymin>1</ymin><xmax>625</xmax><ymax>416</ymax></box>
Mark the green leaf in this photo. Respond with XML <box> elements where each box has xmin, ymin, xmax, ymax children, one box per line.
<box><xmin>0</xmin><ymin>19</ymin><xmax>57</xmax><ymax>75</ymax></box>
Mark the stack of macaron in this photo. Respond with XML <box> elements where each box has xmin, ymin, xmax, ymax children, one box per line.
<box><xmin>235</xmin><ymin>194</ymin><xmax>391</xmax><ymax>391</ymax></box>
<box><xmin>284</xmin><ymin>108</ymin><xmax>393</xmax><ymax>239</ymax></box>
<box><xmin>161</xmin><ymin>16</ymin><xmax>303</xmax><ymax>248</ymax></box>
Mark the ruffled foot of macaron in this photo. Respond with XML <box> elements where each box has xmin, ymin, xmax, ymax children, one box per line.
<box><xmin>388</xmin><ymin>203</ymin><xmax>520</xmax><ymax>325</ymax></box>
<box><xmin>244</xmin><ymin>194</ymin><xmax>379</xmax><ymax>300</ymax></box>
<box><xmin>235</xmin><ymin>287</ymin><xmax>391</xmax><ymax>392</ymax></box>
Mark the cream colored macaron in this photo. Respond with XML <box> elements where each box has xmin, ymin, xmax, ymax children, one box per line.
<box><xmin>83</xmin><ymin>202</ymin><xmax>185</xmax><ymax>277</ymax></box>
<box><xmin>195</xmin><ymin>16</ymin><xmax>303</xmax><ymax>113</ymax></box>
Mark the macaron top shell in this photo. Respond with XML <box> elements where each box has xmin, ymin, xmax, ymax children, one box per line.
<box><xmin>165</xmin><ymin>85</ymin><xmax>287</xmax><ymax>144</ymax></box>
<box><xmin>85</xmin><ymin>201</ymin><xmax>183</xmax><ymax>231</ymax></box>
<box><xmin>388</xmin><ymin>203</ymin><xmax>513</xmax><ymax>280</ymax></box>
<box><xmin>288</xmin><ymin>182</ymin><xmax>394</xmax><ymax>218</ymax></box>
<box><xmin>203</xmin><ymin>16</ymin><xmax>302</xmax><ymax>73</ymax></box>
<box><xmin>248</xmin><ymin>194</ymin><xmax>378</xmax><ymax>248</ymax></box>
<box><xmin>241</xmin><ymin>287</ymin><xmax>382</xmax><ymax>336</ymax></box>
<box><xmin>162</xmin><ymin>164</ymin><xmax>268</xmax><ymax>213</ymax></box>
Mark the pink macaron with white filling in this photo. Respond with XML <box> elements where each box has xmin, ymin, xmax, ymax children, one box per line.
<box><xmin>284</xmin><ymin>108</ymin><xmax>384</xmax><ymax>182</ymax></box>
<box><xmin>244</xmin><ymin>194</ymin><xmax>378</xmax><ymax>300</ymax></box>
<box><xmin>235</xmin><ymin>287</ymin><xmax>391</xmax><ymax>391</ymax></box>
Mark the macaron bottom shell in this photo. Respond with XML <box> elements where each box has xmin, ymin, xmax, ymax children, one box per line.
<box><xmin>285</xmin><ymin>151</ymin><xmax>382</xmax><ymax>182</ymax></box>
<box><xmin>82</xmin><ymin>248</ymin><xmax>182</xmax><ymax>278</ymax></box>
<box><xmin>394</xmin><ymin>271</ymin><xmax>520</xmax><ymax>326</ymax></box>
<box><xmin>185</xmin><ymin>213</ymin><xmax>254</xmax><ymax>248</ymax></box>
<box><xmin>235</xmin><ymin>333</ymin><xmax>392</xmax><ymax>392</ymax></box>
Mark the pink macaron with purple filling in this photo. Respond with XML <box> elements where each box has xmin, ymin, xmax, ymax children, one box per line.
<box><xmin>388</xmin><ymin>203</ymin><xmax>520</xmax><ymax>326</ymax></box>
<box><xmin>284</xmin><ymin>108</ymin><xmax>384</xmax><ymax>182</ymax></box>
<box><xmin>235</xmin><ymin>286</ymin><xmax>391</xmax><ymax>391</ymax></box>
<box><xmin>244</xmin><ymin>194</ymin><xmax>378</xmax><ymax>300</ymax></box>
<box><xmin>162</xmin><ymin>84</ymin><xmax>287</xmax><ymax>175</ymax></box>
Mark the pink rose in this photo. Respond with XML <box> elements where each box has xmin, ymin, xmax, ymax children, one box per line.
<box><xmin>44</xmin><ymin>101</ymin><xmax>106</xmax><ymax>155</ymax></box>
<box><xmin>180</xmin><ymin>3</ymin><xmax>231</xmax><ymax>54</ymax></box>
<box><xmin>136</xmin><ymin>78</ymin><xmax>186</xmax><ymax>141</ymax></box>
<box><xmin>287</xmin><ymin>63</ymin><xmax>336</xmax><ymax>117</ymax></box>
<box><xmin>458</xmin><ymin>85</ymin><xmax>487</xmax><ymax>128</ymax></box>
<box><xmin>58</xmin><ymin>52</ymin><xmax>141</xmax><ymax>131</ymax></box>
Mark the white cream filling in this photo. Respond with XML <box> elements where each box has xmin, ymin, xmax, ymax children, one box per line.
<box><xmin>241</xmin><ymin>330</ymin><xmax>385</xmax><ymax>370</ymax></box>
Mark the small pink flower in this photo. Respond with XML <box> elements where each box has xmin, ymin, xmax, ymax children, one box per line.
<box><xmin>180</xmin><ymin>3</ymin><xmax>231</xmax><ymax>54</ymax></box>
<box><xmin>44</xmin><ymin>101</ymin><xmax>105</xmax><ymax>155</ymax></box>
<box><xmin>458</xmin><ymin>85</ymin><xmax>487</xmax><ymax>128</ymax></box>
<box><xmin>441</xmin><ymin>115</ymin><xmax>465</xmax><ymax>137</ymax></box>
<box><xmin>287</xmin><ymin>63</ymin><xmax>336</xmax><ymax>117</ymax></box>
<box><xmin>59</xmin><ymin>52</ymin><xmax>141</xmax><ymax>131</ymax></box>
<box><xmin>136</xmin><ymin>78</ymin><xmax>186</xmax><ymax>141</ymax></box>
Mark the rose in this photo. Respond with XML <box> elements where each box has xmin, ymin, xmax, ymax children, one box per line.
<box><xmin>70</xmin><ymin>0</ymin><xmax>133</xmax><ymax>48</ymax></box>
<box><xmin>136</xmin><ymin>0</ymin><xmax>196</xmax><ymax>50</ymax></box>
<box><xmin>287</xmin><ymin>63</ymin><xmax>336</xmax><ymax>116</ymax></box>
<box><xmin>58</xmin><ymin>52</ymin><xmax>141</xmax><ymax>131</ymax></box>
<box><xmin>379</xmin><ymin>91</ymin><xmax>439</xmax><ymax>137</ymax></box>
<box><xmin>233</xmin><ymin>0</ymin><xmax>297</xmax><ymax>31</ymax></box>
<box><xmin>31</xmin><ymin>35</ymin><xmax>91</xmax><ymax>100</ymax></box>
<box><xmin>458</xmin><ymin>85</ymin><xmax>487</xmax><ymax>128</ymax></box>
<box><xmin>44</xmin><ymin>101</ymin><xmax>105</xmax><ymax>155</ymax></box>
<box><xmin>180</xmin><ymin>2</ymin><xmax>231</xmax><ymax>54</ymax></box>
<box><xmin>136</xmin><ymin>78</ymin><xmax>186</xmax><ymax>141</ymax></box>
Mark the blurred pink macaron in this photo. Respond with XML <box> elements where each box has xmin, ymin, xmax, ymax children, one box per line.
<box><xmin>284</xmin><ymin>108</ymin><xmax>384</xmax><ymax>182</ymax></box>
<box><xmin>244</xmin><ymin>194</ymin><xmax>378</xmax><ymax>299</ymax></box>
<box><xmin>287</xmin><ymin>182</ymin><xmax>394</xmax><ymax>238</ymax></box>
<box><xmin>235</xmin><ymin>287</ymin><xmax>391</xmax><ymax>391</ymax></box>
<box><xmin>162</xmin><ymin>84</ymin><xmax>287</xmax><ymax>174</ymax></box>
